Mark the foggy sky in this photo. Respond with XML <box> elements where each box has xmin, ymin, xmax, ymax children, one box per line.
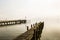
<box><xmin>0</xmin><ymin>0</ymin><xmax>60</xmax><ymax>20</ymax></box>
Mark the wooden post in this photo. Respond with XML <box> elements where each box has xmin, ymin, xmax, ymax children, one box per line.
<box><xmin>31</xmin><ymin>24</ymin><xmax>32</xmax><ymax>28</ymax></box>
<box><xmin>27</xmin><ymin>26</ymin><xmax>29</xmax><ymax>31</ymax></box>
<box><xmin>31</xmin><ymin>29</ymin><xmax>36</xmax><ymax>40</ymax></box>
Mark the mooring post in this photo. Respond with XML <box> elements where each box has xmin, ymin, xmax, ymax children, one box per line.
<box><xmin>39</xmin><ymin>22</ymin><xmax>44</xmax><ymax>40</ymax></box>
<box><xmin>36</xmin><ymin>27</ymin><xmax>39</xmax><ymax>40</ymax></box>
<box><xmin>27</xmin><ymin>26</ymin><xmax>29</xmax><ymax>31</ymax></box>
<box><xmin>31</xmin><ymin>24</ymin><xmax>32</xmax><ymax>28</ymax></box>
<box><xmin>31</xmin><ymin>29</ymin><xmax>36</xmax><ymax>40</ymax></box>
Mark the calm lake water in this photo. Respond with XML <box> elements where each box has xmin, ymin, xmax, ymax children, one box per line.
<box><xmin>0</xmin><ymin>24</ymin><xmax>28</xmax><ymax>40</ymax></box>
<box><xmin>41</xmin><ymin>19</ymin><xmax>60</xmax><ymax>40</ymax></box>
<box><xmin>0</xmin><ymin>18</ymin><xmax>60</xmax><ymax>40</ymax></box>
<box><xmin>0</xmin><ymin>19</ymin><xmax>40</xmax><ymax>40</ymax></box>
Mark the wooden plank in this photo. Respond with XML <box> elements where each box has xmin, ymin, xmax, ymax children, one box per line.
<box><xmin>14</xmin><ymin>22</ymin><xmax>44</xmax><ymax>40</ymax></box>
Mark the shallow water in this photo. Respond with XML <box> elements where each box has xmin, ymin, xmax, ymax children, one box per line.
<box><xmin>0</xmin><ymin>24</ymin><xmax>27</xmax><ymax>40</ymax></box>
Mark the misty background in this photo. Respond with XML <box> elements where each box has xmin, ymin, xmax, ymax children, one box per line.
<box><xmin>0</xmin><ymin>0</ymin><xmax>60</xmax><ymax>40</ymax></box>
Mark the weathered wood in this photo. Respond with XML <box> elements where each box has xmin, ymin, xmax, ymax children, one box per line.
<box><xmin>14</xmin><ymin>22</ymin><xmax>44</xmax><ymax>40</ymax></box>
<box><xmin>14</xmin><ymin>28</ymin><xmax>34</xmax><ymax>40</ymax></box>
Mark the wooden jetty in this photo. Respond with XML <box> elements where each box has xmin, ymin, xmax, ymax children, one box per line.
<box><xmin>14</xmin><ymin>22</ymin><xmax>44</xmax><ymax>40</ymax></box>
<box><xmin>0</xmin><ymin>20</ymin><xmax>26</xmax><ymax>26</ymax></box>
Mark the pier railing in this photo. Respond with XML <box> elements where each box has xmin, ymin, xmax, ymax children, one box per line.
<box><xmin>14</xmin><ymin>22</ymin><xmax>44</xmax><ymax>40</ymax></box>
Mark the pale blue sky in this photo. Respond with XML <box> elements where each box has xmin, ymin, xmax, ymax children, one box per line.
<box><xmin>0</xmin><ymin>0</ymin><xmax>60</xmax><ymax>20</ymax></box>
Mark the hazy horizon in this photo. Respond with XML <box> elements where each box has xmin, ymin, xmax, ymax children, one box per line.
<box><xmin>0</xmin><ymin>0</ymin><xmax>60</xmax><ymax>40</ymax></box>
<box><xmin>0</xmin><ymin>0</ymin><xmax>60</xmax><ymax>20</ymax></box>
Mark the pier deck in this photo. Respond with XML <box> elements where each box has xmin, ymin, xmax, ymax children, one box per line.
<box><xmin>14</xmin><ymin>22</ymin><xmax>44</xmax><ymax>40</ymax></box>
<box><xmin>0</xmin><ymin>20</ymin><xmax>26</xmax><ymax>26</ymax></box>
